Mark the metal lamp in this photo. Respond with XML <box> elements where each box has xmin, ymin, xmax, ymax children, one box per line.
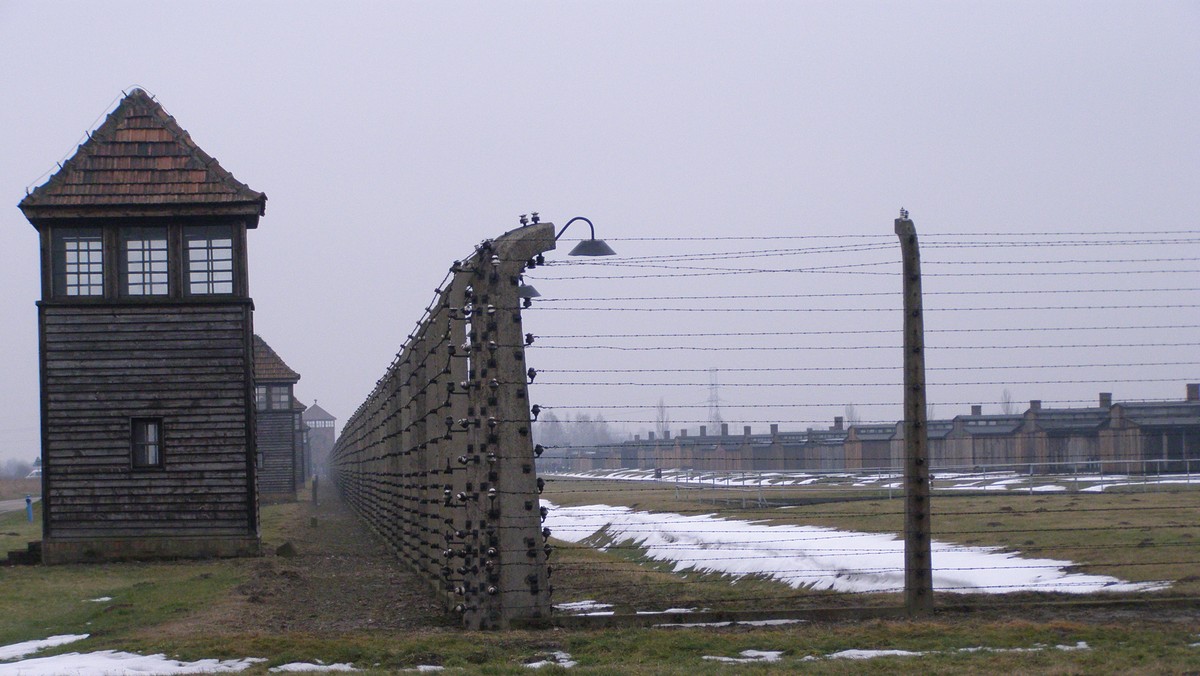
<box><xmin>555</xmin><ymin>216</ymin><xmax>616</xmax><ymax>256</ymax></box>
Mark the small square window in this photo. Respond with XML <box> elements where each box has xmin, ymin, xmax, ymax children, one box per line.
<box><xmin>255</xmin><ymin>385</ymin><xmax>269</xmax><ymax>411</ymax></box>
<box><xmin>53</xmin><ymin>228</ymin><xmax>105</xmax><ymax>297</ymax></box>
<box><xmin>122</xmin><ymin>228</ymin><xmax>169</xmax><ymax>296</ymax></box>
<box><xmin>132</xmin><ymin>418</ymin><xmax>164</xmax><ymax>469</ymax></box>
<box><xmin>184</xmin><ymin>225</ymin><xmax>235</xmax><ymax>295</ymax></box>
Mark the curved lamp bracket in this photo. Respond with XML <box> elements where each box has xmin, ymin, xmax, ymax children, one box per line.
<box><xmin>555</xmin><ymin>216</ymin><xmax>617</xmax><ymax>256</ymax></box>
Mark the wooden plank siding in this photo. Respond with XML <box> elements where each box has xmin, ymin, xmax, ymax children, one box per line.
<box><xmin>251</xmin><ymin>335</ymin><xmax>303</xmax><ymax>502</ymax></box>
<box><xmin>257</xmin><ymin>410</ymin><xmax>297</xmax><ymax>497</ymax></box>
<box><xmin>39</xmin><ymin>302</ymin><xmax>259</xmax><ymax>559</ymax></box>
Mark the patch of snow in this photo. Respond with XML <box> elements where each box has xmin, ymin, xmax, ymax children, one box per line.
<box><xmin>546</xmin><ymin>469</ymin><xmax>825</xmax><ymax>487</ymax></box>
<box><xmin>818</xmin><ymin>648</ymin><xmax>924</xmax><ymax>660</ymax></box>
<box><xmin>988</xmin><ymin>478</ymin><xmax>1028</xmax><ymax>487</ymax></box>
<box><xmin>957</xmin><ymin>641</ymin><xmax>1089</xmax><ymax>654</ymax></box>
<box><xmin>0</xmin><ymin>634</ymin><xmax>89</xmax><ymax>661</ymax></box>
<box><xmin>0</xmin><ymin>651</ymin><xmax>265</xmax><ymax>674</ymax></box>
<box><xmin>1082</xmin><ymin>477</ymin><xmax>1199</xmax><ymax>493</ymax></box>
<box><xmin>543</xmin><ymin>501</ymin><xmax>1164</xmax><ymax>594</ymax></box>
<box><xmin>85</xmin><ymin>597</ymin><xmax>113</xmax><ymax>603</ymax></box>
<box><xmin>524</xmin><ymin>651</ymin><xmax>576</xmax><ymax>669</ymax></box>
<box><xmin>801</xmin><ymin>641</ymin><xmax>1092</xmax><ymax>662</ymax></box>
<box><xmin>658</xmin><ymin>619</ymin><xmax>804</xmax><ymax>628</ymax></box>
<box><xmin>554</xmin><ymin>468</ymin><xmax>1199</xmax><ymax>495</ymax></box>
<box><xmin>270</xmin><ymin>662</ymin><xmax>357</xmax><ymax>672</ymax></box>
<box><xmin>703</xmin><ymin>649</ymin><xmax>783</xmax><ymax>663</ymax></box>
<box><xmin>553</xmin><ymin>600</ymin><xmax>612</xmax><ymax>614</ymax></box>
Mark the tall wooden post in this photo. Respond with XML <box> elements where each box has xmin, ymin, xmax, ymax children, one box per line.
<box><xmin>896</xmin><ymin>213</ymin><xmax>934</xmax><ymax>614</ymax></box>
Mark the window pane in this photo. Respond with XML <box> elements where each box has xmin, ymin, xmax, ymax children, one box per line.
<box><xmin>184</xmin><ymin>226</ymin><xmax>236</xmax><ymax>295</ymax></box>
<box><xmin>132</xmin><ymin>419</ymin><xmax>163</xmax><ymax>468</ymax></box>
<box><xmin>54</xmin><ymin>228</ymin><xmax>105</xmax><ymax>297</ymax></box>
<box><xmin>123</xmin><ymin>229</ymin><xmax>169</xmax><ymax>296</ymax></box>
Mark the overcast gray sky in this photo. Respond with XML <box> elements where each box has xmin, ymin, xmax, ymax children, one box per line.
<box><xmin>2</xmin><ymin>1</ymin><xmax>1197</xmax><ymax>465</ymax></box>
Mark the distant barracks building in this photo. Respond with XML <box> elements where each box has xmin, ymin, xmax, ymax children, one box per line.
<box><xmin>551</xmin><ymin>386</ymin><xmax>1200</xmax><ymax>474</ymax></box>
<box><xmin>19</xmin><ymin>89</ymin><xmax>266</xmax><ymax>563</ymax></box>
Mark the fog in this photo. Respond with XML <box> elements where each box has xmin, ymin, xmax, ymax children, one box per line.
<box><xmin>1</xmin><ymin>1</ymin><xmax>1197</xmax><ymax>464</ymax></box>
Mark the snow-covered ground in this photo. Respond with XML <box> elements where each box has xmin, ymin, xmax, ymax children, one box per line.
<box><xmin>547</xmin><ymin>467</ymin><xmax>1200</xmax><ymax>494</ymax></box>
<box><xmin>543</xmin><ymin>501</ymin><xmax>1165</xmax><ymax>594</ymax></box>
<box><xmin>0</xmin><ymin>638</ymin><xmax>266</xmax><ymax>675</ymax></box>
<box><xmin>0</xmin><ymin>635</ymin><xmax>89</xmax><ymax>662</ymax></box>
<box><xmin>0</xmin><ymin>634</ymin><xmax>370</xmax><ymax>674</ymax></box>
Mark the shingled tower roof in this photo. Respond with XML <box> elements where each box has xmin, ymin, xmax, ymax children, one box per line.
<box><xmin>303</xmin><ymin>402</ymin><xmax>336</xmax><ymax>422</ymax></box>
<box><xmin>19</xmin><ymin>88</ymin><xmax>266</xmax><ymax>224</ymax></box>
<box><xmin>253</xmin><ymin>335</ymin><xmax>300</xmax><ymax>383</ymax></box>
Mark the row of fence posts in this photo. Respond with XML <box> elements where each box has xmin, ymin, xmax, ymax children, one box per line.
<box><xmin>329</xmin><ymin>223</ymin><xmax>556</xmax><ymax>628</ymax></box>
<box><xmin>327</xmin><ymin>214</ymin><xmax>936</xmax><ymax>624</ymax></box>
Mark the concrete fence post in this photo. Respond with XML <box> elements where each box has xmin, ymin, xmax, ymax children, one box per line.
<box><xmin>896</xmin><ymin>213</ymin><xmax>933</xmax><ymax>615</ymax></box>
<box><xmin>328</xmin><ymin>222</ymin><xmax>556</xmax><ymax>629</ymax></box>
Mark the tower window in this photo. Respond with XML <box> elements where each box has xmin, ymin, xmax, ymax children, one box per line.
<box><xmin>53</xmin><ymin>228</ymin><xmax>105</xmax><ymax>297</ymax></box>
<box><xmin>122</xmin><ymin>228</ymin><xmax>169</xmax><ymax>296</ymax></box>
<box><xmin>184</xmin><ymin>225</ymin><xmax>234</xmax><ymax>295</ymax></box>
<box><xmin>256</xmin><ymin>385</ymin><xmax>292</xmax><ymax>410</ymax></box>
<box><xmin>271</xmin><ymin>386</ymin><xmax>291</xmax><ymax>410</ymax></box>
<box><xmin>132</xmin><ymin>418</ymin><xmax>164</xmax><ymax>469</ymax></box>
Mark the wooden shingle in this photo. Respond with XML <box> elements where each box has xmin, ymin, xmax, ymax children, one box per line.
<box><xmin>253</xmin><ymin>335</ymin><xmax>300</xmax><ymax>383</ymax></box>
<box><xmin>19</xmin><ymin>89</ymin><xmax>266</xmax><ymax>222</ymax></box>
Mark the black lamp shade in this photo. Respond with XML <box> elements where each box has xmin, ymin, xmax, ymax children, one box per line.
<box><xmin>568</xmin><ymin>238</ymin><xmax>617</xmax><ymax>256</ymax></box>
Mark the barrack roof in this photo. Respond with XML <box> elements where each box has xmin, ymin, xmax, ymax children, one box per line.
<box><xmin>253</xmin><ymin>335</ymin><xmax>300</xmax><ymax>383</ymax></box>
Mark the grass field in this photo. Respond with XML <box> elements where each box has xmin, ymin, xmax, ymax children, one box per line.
<box><xmin>1</xmin><ymin>483</ymin><xmax>1198</xmax><ymax>673</ymax></box>
<box><xmin>0</xmin><ymin>477</ymin><xmax>40</xmax><ymax>501</ymax></box>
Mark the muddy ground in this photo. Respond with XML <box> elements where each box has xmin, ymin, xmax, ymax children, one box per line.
<box><xmin>158</xmin><ymin>489</ymin><xmax>454</xmax><ymax>637</ymax></box>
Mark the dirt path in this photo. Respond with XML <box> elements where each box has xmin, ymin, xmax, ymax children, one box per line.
<box><xmin>158</xmin><ymin>488</ymin><xmax>454</xmax><ymax>636</ymax></box>
<box><xmin>0</xmin><ymin>498</ymin><xmax>36</xmax><ymax>515</ymax></box>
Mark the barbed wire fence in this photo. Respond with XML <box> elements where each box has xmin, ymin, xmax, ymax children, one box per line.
<box><xmin>328</xmin><ymin>222</ymin><xmax>557</xmax><ymax>629</ymax></box>
<box><xmin>518</xmin><ymin>221</ymin><xmax>1200</xmax><ymax>621</ymax></box>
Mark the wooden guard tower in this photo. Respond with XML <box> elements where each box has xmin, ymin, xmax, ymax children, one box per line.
<box><xmin>253</xmin><ymin>334</ymin><xmax>303</xmax><ymax>502</ymax></box>
<box><xmin>18</xmin><ymin>89</ymin><xmax>265</xmax><ymax>563</ymax></box>
<box><xmin>301</xmin><ymin>401</ymin><xmax>336</xmax><ymax>478</ymax></box>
